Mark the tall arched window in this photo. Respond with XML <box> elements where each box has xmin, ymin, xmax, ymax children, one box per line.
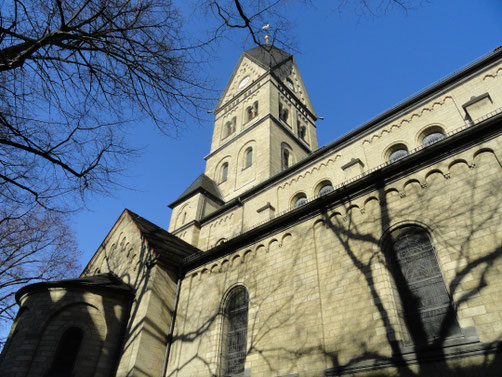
<box><xmin>45</xmin><ymin>327</ymin><xmax>83</xmax><ymax>377</ymax></box>
<box><xmin>384</xmin><ymin>226</ymin><xmax>461</xmax><ymax>344</ymax></box>
<box><xmin>220</xmin><ymin>163</ymin><xmax>229</xmax><ymax>183</ymax></box>
<box><xmin>297</xmin><ymin>121</ymin><xmax>306</xmax><ymax>141</ymax></box>
<box><xmin>244</xmin><ymin>148</ymin><xmax>253</xmax><ymax>169</ymax></box>
<box><xmin>281</xmin><ymin>144</ymin><xmax>293</xmax><ymax>171</ymax></box>
<box><xmin>222</xmin><ymin>286</ymin><xmax>249</xmax><ymax>376</ymax></box>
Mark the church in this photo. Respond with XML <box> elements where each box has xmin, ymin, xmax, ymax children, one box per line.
<box><xmin>1</xmin><ymin>43</ymin><xmax>502</xmax><ymax>377</ymax></box>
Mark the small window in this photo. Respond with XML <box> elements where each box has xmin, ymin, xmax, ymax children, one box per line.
<box><xmin>279</xmin><ymin>103</ymin><xmax>289</xmax><ymax>123</ymax></box>
<box><xmin>282</xmin><ymin>148</ymin><xmax>290</xmax><ymax>170</ymax></box>
<box><xmin>387</xmin><ymin>144</ymin><xmax>409</xmax><ymax>163</ymax></box>
<box><xmin>222</xmin><ymin>287</ymin><xmax>249</xmax><ymax>375</ymax></box>
<box><xmin>422</xmin><ymin>131</ymin><xmax>445</xmax><ymax>146</ymax></box>
<box><xmin>293</xmin><ymin>194</ymin><xmax>307</xmax><ymax>208</ymax></box>
<box><xmin>297</xmin><ymin>122</ymin><xmax>306</xmax><ymax>141</ymax></box>
<box><xmin>286</xmin><ymin>78</ymin><xmax>295</xmax><ymax>91</ymax></box>
<box><xmin>247</xmin><ymin>101</ymin><xmax>258</xmax><ymax>121</ymax></box>
<box><xmin>220</xmin><ymin>163</ymin><xmax>228</xmax><ymax>183</ymax></box>
<box><xmin>46</xmin><ymin>327</ymin><xmax>83</xmax><ymax>377</ymax></box>
<box><xmin>244</xmin><ymin>148</ymin><xmax>253</xmax><ymax>169</ymax></box>
<box><xmin>318</xmin><ymin>182</ymin><xmax>334</xmax><ymax>196</ymax></box>
<box><xmin>223</xmin><ymin>117</ymin><xmax>236</xmax><ymax>139</ymax></box>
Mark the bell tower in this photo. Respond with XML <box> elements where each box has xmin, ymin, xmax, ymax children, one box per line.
<box><xmin>168</xmin><ymin>45</ymin><xmax>318</xmax><ymax>244</ymax></box>
<box><xmin>204</xmin><ymin>44</ymin><xmax>319</xmax><ymax>201</ymax></box>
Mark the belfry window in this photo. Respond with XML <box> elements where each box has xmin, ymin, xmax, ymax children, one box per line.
<box><xmin>384</xmin><ymin>226</ymin><xmax>461</xmax><ymax>344</ymax></box>
<box><xmin>297</xmin><ymin>122</ymin><xmax>306</xmax><ymax>141</ymax></box>
<box><xmin>45</xmin><ymin>327</ymin><xmax>83</xmax><ymax>377</ymax></box>
<box><xmin>222</xmin><ymin>286</ymin><xmax>249</xmax><ymax>376</ymax></box>
<box><xmin>220</xmin><ymin>163</ymin><xmax>229</xmax><ymax>183</ymax></box>
<box><xmin>223</xmin><ymin>117</ymin><xmax>236</xmax><ymax>139</ymax></box>
<box><xmin>244</xmin><ymin>148</ymin><xmax>253</xmax><ymax>169</ymax></box>
<box><xmin>247</xmin><ymin>101</ymin><xmax>258</xmax><ymax>122</ymax></box>
<box><xmin>279</xmin><ymin>103</ymin><xmax>289</xmax><ymax>123</ymax></box>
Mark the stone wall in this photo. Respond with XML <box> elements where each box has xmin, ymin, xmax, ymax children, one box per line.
<box><xmin>166</xmin><ymin>137</ymin><xmax>502</xmax><ymax>376</ymax></box>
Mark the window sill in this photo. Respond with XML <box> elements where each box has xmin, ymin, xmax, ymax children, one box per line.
<box><xmin>397</xmin><ymin>326</ymin><xmax>480</xmax><ymax>355</ymax></box>
<box><xmin>324</xmin><ymin>327</ymin><xmax>496</xmax><ymax>376</ymax></box>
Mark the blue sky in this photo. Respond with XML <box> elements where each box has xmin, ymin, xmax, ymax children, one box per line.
<box><xmin>73</xmin><ymin>0</ymin><xmax>502</xmax><ymax>268</ymax></box>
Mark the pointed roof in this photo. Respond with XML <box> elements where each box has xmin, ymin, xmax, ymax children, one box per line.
<box><xmin>81</xmin><ymin>209</ymin><xmax>202</xmax><ymax>277</ymax></box>
<box><xmin>243</xmin><ymin>45</ymin><xmax>292</xmax><ymax>70</ymax></box>
<box><xmin>169</xmin><ymin>173</ymin><xmax>223</xmax><ymax>208</ymax></box>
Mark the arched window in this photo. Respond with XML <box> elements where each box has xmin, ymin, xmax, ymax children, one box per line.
<box><xmin>45</xmin><ymin>327</ymin><xmax>83</xmax><ymax>377</ymax></box>
<box><xmin>247</xmin><ymin>101</ymin><xmax>258</xmax><ymax>122</ymax></box>
<box><xmin>223</xmin><ymin>118</ymin><xmax>236</xmax><ymax>139</ymax></box>
<box><xmin>282</xmin><ymin>149</ymin><xmax>290</xmax><ymax>170</ymax></box>
<box><xmin>281</xmin><ymin>143</ymin><xmax>293</xmax><ymax>171</ymax></box>
<box><xmin>220</xmin><ymin>163</ymin><xmax>228</xmax><ymax>183</ymax></box>
<box><xmin>279</xmin><ymin>103</ymin><xmax>289</xmax><ymax>123</ymax></box>
<box><xmin>384</xmin><ymin>226</ymin><xmax>461</xmax><ymax>343</ymax></box>
<box><xmin>317</xmin><ymin>181</ymin><xmax>334</xmax><ymax>196</ymax></box>
<box><xmin>244</xmin><ymin>148</ymin><xmax>253</xmax><ymax>169</ymax></box>
<box><xmin>297</xmin><ymin>122</ymin><xmax>306</xmax><ymax>141</ymax></box>
<box><xmin>222</xmin><ymin>286</ymin><xmax>249</xmax><ymax>375</ymax></box>
<box><xmin>422</xmin><ymin>128</ymin><xmax>446</xmax><ymax>147</ymax></box>
<box><xmin>293</xmin><ymin>193</ymin><xmax>307</xmax><ymax>209</ymax></box>
<box><xmin>387</xmin><ymin>144</ymin><xmax>409</xmax><ymax>163</ymax></box>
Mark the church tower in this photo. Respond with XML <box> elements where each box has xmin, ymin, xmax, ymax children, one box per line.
<box><xmin>168</xmin><ymin>45</ymin><xmax>318</xmax><ymax>245</ymax></box>
<box><xmin>205</xmin><ymin>45</ymin><xmax>318</xmax><ymax>200</ymax></box>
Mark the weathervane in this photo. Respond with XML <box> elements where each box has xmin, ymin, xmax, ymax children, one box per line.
<box><xmin>262</xmin><ymin>24</ymin><xmax>270</xmax><ymax>45</ymax></box>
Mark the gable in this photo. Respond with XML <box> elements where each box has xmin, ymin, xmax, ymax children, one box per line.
<box><xmin>82</xmin><ymin>209</ymin><xmax>200</xmax><ymax>285</ymax></box>
<box><xmin>81</xmin><ymin>210</ymin><xmax>151</xmax><ymax>285</ymax></box>
<box><xmin>216</xmin><ymin>55</ymin><xmax>268</xmax><ymax>110</ymax></box>
<box><xmin>281</xmin><ymin>59</ymin><xmax>317</xmax><ymax>117</ymax></box>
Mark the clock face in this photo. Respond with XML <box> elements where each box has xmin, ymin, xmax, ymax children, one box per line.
<box><xmin>238</xmin><ymin>76</ymin><xmax>250</xmax><ymax>89</ymax></box>
<box><xmin>286</xmin><ymin>79</ymin><xmax>294</xmax><ymax>90</ymax></box>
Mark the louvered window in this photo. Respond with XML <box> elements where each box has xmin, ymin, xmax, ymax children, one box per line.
<box><xmin>386</xmin><ymin>226</ymin><xmax>461</xmax><ymax>343</ymax></box>
<box><xmin>223</xmin><ymin>287</ymin><xmax>249</xmax><ymax>376</ymax></box>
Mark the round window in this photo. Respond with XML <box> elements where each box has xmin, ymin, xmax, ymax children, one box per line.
<box><xmin>238</xmin><ymin>76</ymin><xmax>250</xmax><ymax>89</ymax></box>
<box><xmin>286</xmin><ymin>79</ymin><xmax>294</xmax><ymax>91</ymax></box>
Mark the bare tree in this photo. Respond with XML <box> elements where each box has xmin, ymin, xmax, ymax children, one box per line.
<box><xmin>0</xmin><ymin>204</ymin><xmax>79</xmax><ymax>325</ymax></box>
<box><xmin>206</xmin><ymin>0</ymin><xmax>419</xmax><ymax>49</ymax></box>
<box><xmin>0</xmin><ymin>0</ymin><xmax>212</xmax><ymax>343</ymax></box>
<box><xmin>1</xmin><ymin>0</ymin><xmax>213</xmax><ymax>211</ymax></box>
